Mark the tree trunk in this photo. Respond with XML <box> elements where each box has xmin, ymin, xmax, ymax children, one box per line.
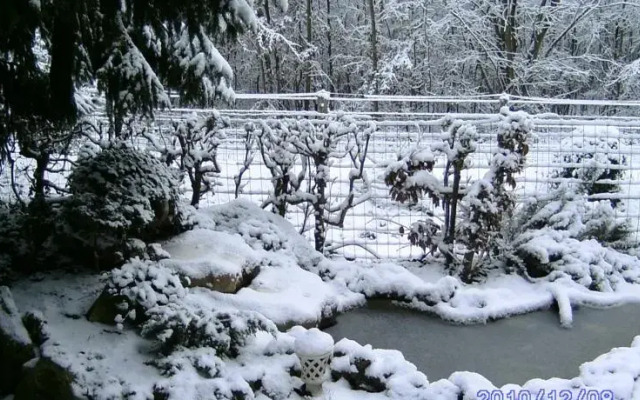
<box><xmin>443</xmin><ymin>160</ymin><xmax>463</xmax><ymax>268</ymax></box>
<box><xmin>326</xmin><ymin>0</ymin><xmax>334</xmax><ymax>91</ymax></box>
<box><xmin>305</xmin><ymin>0</ymin><xmax>313</xmax><ymax>110</ymax></box>
<box><xmin>367</xmin><ymin>0</ymin><xmax>380</xmax><ymax>112</ymax></box>
<box><xmin>33</xmin><ymin>152</ymin><xmax>50</xmax><ymax>203</ymax></box>
<box><xmin>274</xmin><ymin>174</ymin><xmax>290</xmax><ymax>217</ymax></box>
<box><xmin>48</xmin><ymin>0</ymin><xmax>77</xmax><ymax>121</ymax></box>
<box><xmin>313</xmin><ymin>155</ymin><xmax>328</xmax><ymax>252</ymax></box>
<box><xmin>190</xmin><ymin>167</ymin><xmax>202</xmax><ymax>207</ymax></box>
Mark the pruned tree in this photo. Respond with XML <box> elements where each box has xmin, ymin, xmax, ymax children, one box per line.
<box><xmin>256</xmin><ymin>114</ymin><xmax>375</xmax><ymax>252</ymax></box>
<box><xmin>385</xmin><ymin>107</ymin><xmax>532</xmax><ymax>282</ymax></box>
<box><xmin>257</xmin><ymin>120</ymin><xmax>308</xmax><ymax>217</ymax></box>
<box><xmin>145</xmin><ymin>112</ymin><xmax>228</xmax><ymax>208</ymax></box>
<box><xmin>385</xmin><ymin>118</ymin><xmax>478</xmax><ymax>267</ymax></box>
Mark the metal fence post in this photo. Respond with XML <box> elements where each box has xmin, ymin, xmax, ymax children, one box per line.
<box><xmin>316</xmin><ymin>90</ymin><xmax>330</xmax><ymax>113</ymax></box>
<box><xmin>499</xmin><ymin>93</ymin><xmax>510</xmax><ymax>111</ymax></box>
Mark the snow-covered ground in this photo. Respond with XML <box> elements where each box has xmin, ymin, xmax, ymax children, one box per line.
<box><xmin>4</xmin><ymin>200</ymin><xmax>640</xmax><ymax>399</ymax></box>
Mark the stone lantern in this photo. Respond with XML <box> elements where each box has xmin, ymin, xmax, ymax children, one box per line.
<box><xmin>292</xmin><ymin>327</ymin><xmax>335</xmax><ymax>396</ymax></box>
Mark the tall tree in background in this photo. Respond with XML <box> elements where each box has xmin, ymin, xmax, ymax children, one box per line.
<box><xmin>222</xmin><ymin>0</ymin><xmax>640</xmax><ymax>109</ymax></box>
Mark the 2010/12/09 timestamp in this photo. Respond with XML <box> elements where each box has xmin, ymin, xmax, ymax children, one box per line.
<box><xmin>477</xmin><ymin>389</ymin><xmax>614</xmax><ymax>400</ymax></box>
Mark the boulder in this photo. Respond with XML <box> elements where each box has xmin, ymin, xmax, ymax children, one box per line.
<box><xmin>14</xmin><ymin>357</ymin><xmax>78</xmax><ymax>400</ymax></box>
<box><xmin>0</xmin><ymin>286</ymin><xmax>35</xmax><ymax>395</ymax></box>
<box><xmin>185</xmin><ymin>264</ymin><xmax>261</xmax><ymax>294</ymax></box>
<box><xmin>160</xmin><ymin>229</ymin><xmax>261</xmax><ymax>293</ymax></box>
<box><xmin>85</xmin><ymin>289</ymin><xmax>130</xmax><ymax>325</ymax></box>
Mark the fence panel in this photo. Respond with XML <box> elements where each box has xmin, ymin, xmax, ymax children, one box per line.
<box><xmin>1</xmin><ymin>94</ymin><xmax>639</xmax><ymax>260</ymax></box>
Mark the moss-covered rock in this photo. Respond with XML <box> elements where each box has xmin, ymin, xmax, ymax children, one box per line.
<box><xmin>14</xmin><ymin>357</ymin><xmax>79</xmax><ymax>400</ymax></box>
<box><xmin>0</xmin><ymin>286</ymin><xmax>35</xmax><ymax>395</ymax></box>
<box><xmin>85</xmin><ymin>288</ymin><xmax>131</xmax><ymax>325</ymax></box>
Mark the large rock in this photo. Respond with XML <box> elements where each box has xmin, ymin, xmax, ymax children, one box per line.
<box><xmin>0</xmin><ymin>286</ymin><xmax>35</xmax><ymax>395</ymax></box>
<box><xmin>161</xmin><ymin>229</ymin><xmax>261</xmax><ymax>293</ymax></box>
<box><xmin>14</xmin><ymin>357</ymin><xmax>78</xmax><ymax>400</ymax></box>
<box><xmin>85</xmin><ymin>289</ymin><xmax>130</xmax><ymax>325</ymax></box>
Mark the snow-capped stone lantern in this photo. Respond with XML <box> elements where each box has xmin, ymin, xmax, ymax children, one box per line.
<box><xmin>316</xmin><ymin>90</ymin><xmax>330</xmax><ymax>113</ymax></box>
<box><xmin>293</xmin><ymin>327</ymin><xmax>334</xmax><ymax>396</ymax></box>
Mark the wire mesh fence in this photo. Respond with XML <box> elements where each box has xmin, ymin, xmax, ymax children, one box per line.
<box><xmin>2</xmin><ymin>94</ymin><xmax>639</xmax><ymax>260</ymax></box>
<box><xmin>154</xmin><ymin>96</ymin><xmax>640</xmax><ymax>260</ymax></box>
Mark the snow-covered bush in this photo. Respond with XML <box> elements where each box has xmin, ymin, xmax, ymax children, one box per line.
<box><xmin>203</xmin><ymin>199</ymin><xmax>324</xmax><ymax>270</ymax></box>
<box><xmin>141</xmin><ymin>302</ymin><xmax>277</xmax><ymax>357</ymax></box>
<box><xmin>0</xmin><ymin>203</ymin><xmax>28</xmax><ymax>280</ymax></box>
<box><xmin>458</xmin><ymin>107</ymin><xmax>532</xmax><ymax>281</ymax></box>
<box><xmin>551</xmin><ymin>127</ymin><xmax>627</xmax><ymax>208</ymax></box>
<box><xmin>65</xmin><ymin>142</ymin><xmax>184</xmax><ymax>267</ymax></box>
<box><xmin>146</xmin><ymin>112</ymin><xmax>228</xmax><ymax>207</ymax></box>
<box><xmin>331</xmin><ymin>338</ymin><xmax>428</xmax><ymax>395</ymax></box>
<box><xmin>151</xmin><ymin>347</ymin><xmax>255</xmax><ymax>400</ymax></box>
<box><xmin>384</xmin><ymin>118</ymin><xmax>478</xmax><ymax>272</ymax></box>
<box><xmin>152</xmin><ymin>347</ymin><xmax>225</xmax><ymax>378</ymax></box>
<box><xmin>507</xmin><ymin>186</ymin><xmax>637</xmax><ymax>289</ymax></box>
<box><xmin>385</xmin><ymin>108</ymin><xmax>532</xmax><ymax>282</ymax></box>
<box><xmin>87</xmin><ymin>258</ymin><xmax>187</xmax><ymax>326</ymax></box>
<box><xmin>0</xmin><ymin>201</ymin><xmax>68</xmax><ymax>275</ymax></box>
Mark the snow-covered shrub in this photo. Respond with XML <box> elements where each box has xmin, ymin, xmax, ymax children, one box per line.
<box><xmin>331</xmin><ymin>339</ymin><xmax>428</xmax><ymax>396</ymax></box>
<box><xmin>153</xmin><ymin>377</ymin><xmax>253</xmax><ymax>400</ymax></box>
<box><xmin>0</xmin><ymin>203</ymin><xmax>28</xmax><ymax>280</ymax></box>
<box><xmin>406</xmin><ymin>219</ymin><xmax>440</xmax><ymax>255</ymax></box>
<box><xmin>146</xmin><ymin>112</ymin><xmax>228</xmax><ymax>207</ymax></box>
<box><xmin>385</xmin><ymin>109</ymin><xmax>532</xmax><ymax>282</ymax></box>
<box><xmin>65</xmin><ymin>142</ymin><xmax>184</xmax><ymax>267</ymax></box>
<box><xmin>458</xmin><ymin>107</ymin><xmax>531</xmax><ymax>281</ymax></box>
<box><xmin>384</xmin><ymin>118</ymin><xmax>477</xmax><ymax>272</ymax></box>
<box><xmin>507</xmin><ymin>187</ymin><xmax>637</xmax><ymax>290</ymax></box>
<box><xmin>141</xmin><ymin>302</ymin><xmax>277</xmax><ymax>357</ymax></box>
<box><xmin>22</xmin><ymin>310</ymin><xmax>50</xmax><ymax>346</ymax></box>
<box><xmin>551</xmin><ymin>127</ymin><xmax>627</xmax><ymax>208</ymax></box>
<box><xmin>205</xmin><ymin>199</ymin><xmax>324</xmax><ymax>270</ymax></box>
<box><xmin>0</xmin><ymin>201</ymin><xmax>68</xmax><ymax>275</ymax></box>
<box><xmin>513</xmin><ymin>186</ymin><xmax>633</xmax><ymax>251</ymax></box>
<box><xmin>152</xmin><ymin>347</ymin><xmax>225</xmax><ymax>378</ymax></box>
<box><xmin>87</xmin><ymin>258</ymin><xmax>187</xmax><ymax>326</ymax></box>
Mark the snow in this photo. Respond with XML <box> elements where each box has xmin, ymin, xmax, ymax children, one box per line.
<box><xmin>291</xmin><ymin>327</ymin><xmax>334</xmax><ymax>356</ymax></box>
<box><xmin>548</xmin><ymin>283</ymin><xmax>573</xmax><ymax>328</ymax></box>
<box><xmin>0</xmin><ymin>286</ymin><xmax>32</xmax><ymax>346</ymax></box>
<box><xmin>7</xmin><ymin>248</ymin><xmax>640</xmax><ymax>399</ymax></box>
<box><xmin>9</xmin><ymin>274</ymin><xmax>163</xmax><ymax>400</ymax></box>
<box><xmin>161</xmin><ymin>229</ymin><xmax>258</xmax><ymax>280</ymax></box>
<box><xmin>5</xmin><ymin>188</ymin><xmax>640</xmax><ymax>399</ymax></box>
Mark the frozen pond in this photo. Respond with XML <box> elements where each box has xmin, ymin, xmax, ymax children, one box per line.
<box><xmin>325</xmin><ymin>300</ymin><xmax>640</xmax><ymax>386</ymax></box>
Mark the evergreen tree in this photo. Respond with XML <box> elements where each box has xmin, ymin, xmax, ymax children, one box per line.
<box><xmin>0</xmin><ymin>0</ymin><xmax>257</xmax><ymax>168</ymax></box>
